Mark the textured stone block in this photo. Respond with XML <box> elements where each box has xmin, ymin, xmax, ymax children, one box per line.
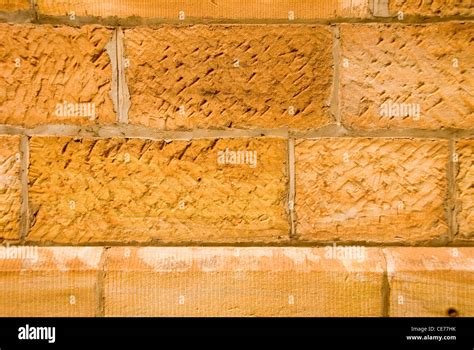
<box><xmin>0</xmin><ymin>24</ymin><xmax>115</xmax><ymax>127</ymax></box>
<box><xmin>0</xmin><ymin>135</ymin><xmax>21</xmax><ymax>241</ymax></box>
<box><xmin>340</xmin><ymin>23</ymin><xmax>474</xmax><ymax>130</ymax></box>
<box><xmin>104</xmin><ymin>247</ymin><xmax>385</xmax><ymax>316</ymax></box>
<box><xmin>295</xmin><ymin>138</ymin><xmax>449</xmax><ymax>242</ymax></box>
<box><xmin>27</xmin><ymin>137</ymin><xmax>289</xmax><ymax>243</ymax></box>
<box><xmin>124</xmin><ymin>25</ymin><xmax>334</xmax><ymax>130</ymax></box>
<box><xmin>388</xmin><ymin>0</ymin><xmax>474</xmax><ymax>17</ymax></box>
<box><xmin>456</xmin><ymin>139</ymin><xmax>474</xmax><ymax>240</ymax></box>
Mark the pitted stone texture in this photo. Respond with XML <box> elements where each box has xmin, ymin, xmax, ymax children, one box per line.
<box><xmin>456</xmin><ymin>139</ymin><xmax>474</xmax><ymax>240</ymax></box>
<box><xmin>124</xmin><ymin>25</ymin><xmax>333</xmax><ymax>130</ymax></box>
<box><xmin>340</xmin><ymin>23</ymin><xmax>474</xmax><ymax>130</ymax></box>
<box><xmin>295</xmin><ymin>138</ymin><xmax>449</xmax><ymax>243</ymax></box>
<box><xmin>388</xmin><ymin>0</ymin><xmax>474</xmax><ymax>17</ymax></box>
<box><xmin>0</xmin><ymin>24</ymin><xmax>115</xmax><ymax>127</ymax></box>
<box><xmin>27</xmin><ymin>137</ymin><xmax>289</xmax><ymax>244</ymax></box>
<box><xmin>0</xmin><ymin>135</ymin><xmax>21</xmax><ymax>241</ymax></box>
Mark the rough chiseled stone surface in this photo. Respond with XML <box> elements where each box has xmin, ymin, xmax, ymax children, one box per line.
<box><xmin>385</xmin><ymin>248</ymin><xmax>474</xmax><ymax>317</ymax></box>
<box><xmin>0</xmin><ymin>247</ymin><xmax>103</xmax><ymax>316</ymax></box>
<box><xmin>0</xmin><ymin>24</ymin><xmax>115</xmax><ymax>127</ymax></box>
<box><xmin>340</xmin><ymin>23</ymin><xmax>474</xmax><ymax>130</ymax></box>
<box><xmin>456</xmin><ymin>140</ymin><xmax>474</xmax><ymax>240</ymax></box>
<box><xmin>388</xmin><ymin>0</ymin><xmax>474</xmax><ymax>17</ymax></box>
<box><xmin>124</xmin><ymin>25</ymin><xmax>334</xmax><ymax>130</ymax></box>
<box><xmin>295</xmin><ymin>138</ymin><xmax>449</xmax><ymax>243</ymax></box>
<box><xmin>0</xmin><ymin>0</ymin><xmax>473</xmax><ymax>319</ymax></box>
<box><xmin>0</xmin><ymin>135</ymin><xmax>21</xmax><ymax>241</ymax></box>
<box><xmin>104</xmin><ymin>247</ymin><xmax>385</xmax><ymax>316</ymax></box>
<box><xmin>27</xmin><ymin>137</ymin><xmax>289</xmax><ymax>243</ymax></box>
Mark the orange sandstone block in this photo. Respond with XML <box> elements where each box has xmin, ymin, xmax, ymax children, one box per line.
<box><xmin>388</xmin><ymin>0</ymin><xmax>474</xmax><ymax>17</ymax></box>
<box><xmin>295</xmin><ymin>138</ymin><xmax>449</xmax><ymax>243</ymax></box>
<box><xmin>0</xmin><ymin>0</ymin><xmax>29</xmax><ymax>12</ymax></box>
<box><xmin>0</xmin><ymin>24</ymin><xmax>115</xmax><ymax>127</ymax></box>
<box><xmin>104</xmin><ymin>247</ymin><xmax>386</xmax><ymax>317</ymax></box>
<box><xmin>27</xmin><ymin>137</ymin><xmax>289</xmax><ymax>244</ymax></box>
<box><xmin>0</xmin><ymin>135</ymin><xmax>21</xmax><ymax>241</ymax></box>
<box><xmin>0</xmin><ymin>247</ymin><xmax>103</xmax><ymax>316</ymax></box>
<box><xmin>456</xmin><ymin>139</ymin><xmax>474</xmax><ymax>240</ymax></box>
<box><xmin>36</xmin><ymin>0</ymin><xmax>371</xmax><ymax>20</ymax></box>
<box><xmin>385</xmin><ymin>248</ymin><xmax>474</xmax><ymax>317</ymax></box>
<box><xmin>340</xmin><ymin>23</ymin><xmax>474</xmax><ymax>130</ymax></box>
<box><xmin>124</xmin><ymin>25</ymin><xmax>334</xmax><ymax>130</ymax></box>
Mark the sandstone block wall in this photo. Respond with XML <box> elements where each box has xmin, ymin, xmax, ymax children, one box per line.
<box><xmin>0</xmin><ymin>0</ymin><xmax>472</xmax><ymax>317</ymax></box>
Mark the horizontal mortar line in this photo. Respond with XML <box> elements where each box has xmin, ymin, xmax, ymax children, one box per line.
<box><xmin>12</xmin><ymin>240</ymin><xmax>474</xmax><ymax>248</ymax></box>
<box><xmin>0</xmin><ymin>124</ymin><xmax>473</xmax><ymax>140</ymax></box>
<box><xmin>293</xmin><ymin>127</ymin><xmax>474</xmax><ymax>139</ymax></box>
<box><xmin>0</xmin><ymin>124</ymin><xmax>288</xmax><ymax>139</ymax></box>
<box><xmin>1</xmin><ymin>14</ymin><xmax>474</xmax><ymax>26</ymax></box>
